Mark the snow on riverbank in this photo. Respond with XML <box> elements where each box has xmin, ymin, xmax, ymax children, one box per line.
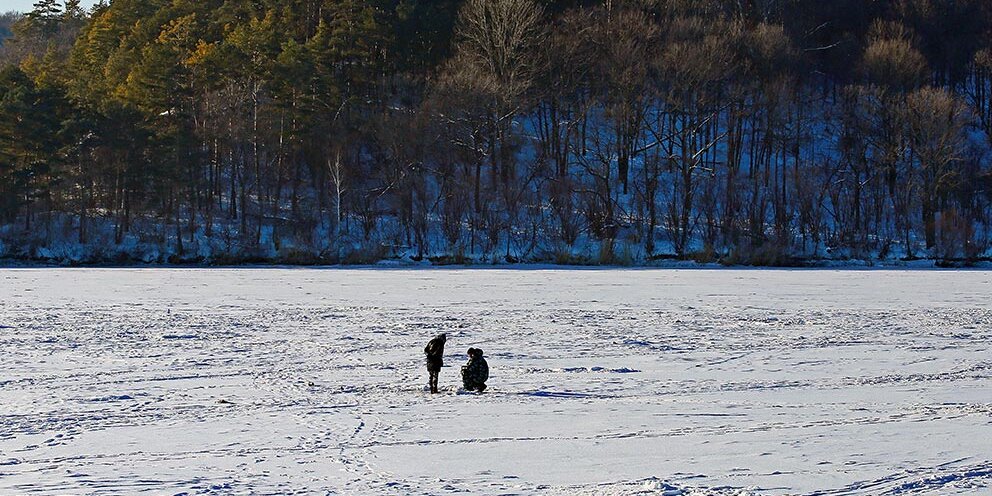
<box><xmin>1</xmin><ymin>269</ymin><xmax>990</xmax><ymax>494</ymax></box>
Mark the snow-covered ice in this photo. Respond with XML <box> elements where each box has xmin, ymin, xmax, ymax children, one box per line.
<box><xmin>0</xmin><ymin>268</ymin><xmax>990</xmax><ymax>495</ymax></box>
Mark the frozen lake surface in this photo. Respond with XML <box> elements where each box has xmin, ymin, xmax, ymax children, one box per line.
<box><xmin>1</xmin><ymin>268</ymin><xmax>990</xmax><ymax>495</ymax></box>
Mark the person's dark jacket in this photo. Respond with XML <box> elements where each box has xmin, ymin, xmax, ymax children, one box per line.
<box><xmin>425</xmin><ymin>334</ymin><xmax>446</xmax><ymax>370</ymax></box>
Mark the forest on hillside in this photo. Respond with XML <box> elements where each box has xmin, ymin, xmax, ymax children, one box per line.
<box><xmin>2</xmin><ymin>0</ymin><xmax>992</xmax><ymax>265</ymax></box>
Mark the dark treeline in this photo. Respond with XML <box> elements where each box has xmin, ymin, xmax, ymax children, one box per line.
<box><xmin>2</xmin><ymin>0</ymin><xmax>992</xmax><ymax>264</ymax></box>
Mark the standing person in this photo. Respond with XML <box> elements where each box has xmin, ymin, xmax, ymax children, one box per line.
<box><xmin>461</xmin><ymin>348</ymin><xmax>489</xmax><ymax>392</ymax></box>
<box><xmin>424</xmin><ymin>333</ymin><xmax>446</xmax><ymax>394</ymax></box>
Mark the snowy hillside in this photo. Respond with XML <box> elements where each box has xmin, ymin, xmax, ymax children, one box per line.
<box><xmin>1</xmin><ymin>269</ymin><xmax>990</xmax><ymax>494</ymax></box>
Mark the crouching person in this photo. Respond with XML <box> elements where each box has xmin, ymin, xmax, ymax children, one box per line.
<box><xmin>461</xmin><ymin>348</ymin><xmax>489</xmax><ymax>392</ymax></box>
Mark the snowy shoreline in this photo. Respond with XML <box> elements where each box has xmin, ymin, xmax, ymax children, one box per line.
<box><xmin>3</xmin><ymin>257</ymin><xmax>992</xmax><ymax>270</ymax></box>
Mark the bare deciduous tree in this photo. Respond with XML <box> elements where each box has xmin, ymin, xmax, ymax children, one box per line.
<box><xmin>902</xmin><ymin>87</ymin><xmax>968</xmax><ymax>250</ymax></box>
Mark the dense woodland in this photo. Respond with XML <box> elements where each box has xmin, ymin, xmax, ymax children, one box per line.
<box><xmin>2</xmin><ymin>0</ymin><xmax>992</xmax><ymax>265</ymax></box>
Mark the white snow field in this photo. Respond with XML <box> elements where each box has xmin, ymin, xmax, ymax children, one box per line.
<box><xmin>0</xmin><ymin>268</ymin><xmax>990</xmax><ymax>495</ymax></box>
